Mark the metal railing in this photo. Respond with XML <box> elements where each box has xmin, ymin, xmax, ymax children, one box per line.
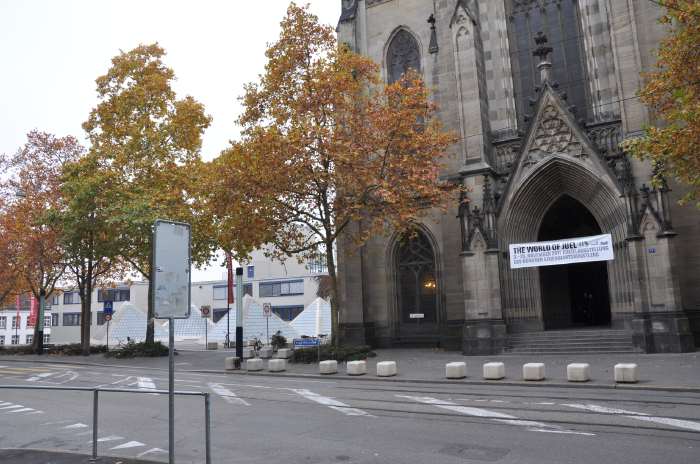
<box><xmin>0</xmin><ymin>384</ymin><xmax>211</xmax><ymax>464</ymax></box>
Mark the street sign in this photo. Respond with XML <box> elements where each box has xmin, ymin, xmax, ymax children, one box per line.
<box><xmin>200</xmin><ymin>305</ymin><xmax>211</xmax><ymax>318</ymax></box>
<box><xmin>103</xmin><ymin>300</ymin><xmax>113</xmax><ymax>316</ymax></box>
<box><xmin>152</xmin><ymin>219</ymin><xmax>191</xmax><ymax>319</ymax></box>
<box><xmin>409</xmin><ymin>313</ymin><xmax>425</xmax><ymax>319</ymax></box>
<box><xmin>262</xmin><ymin>303</ymin><xmax>272</xmax><ymax>318</ymax></box>
<box><xmin>293</xmin><ymin>338</ymin><xmax>320</xmax><ymax>348</ymax></box>
<box><xmin>104</xmin><ymin>314</ymin><xmax>112</xmax><ymax>322</ymax></box>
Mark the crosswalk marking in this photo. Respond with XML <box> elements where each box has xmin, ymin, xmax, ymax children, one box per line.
<box><xmin>89</xmin><ymin>435</ymin><xmax>124</xmax><ymax>444</ymax></box>
<box><xmin>64</xmin><ymin>423</ymin><xmax>88</xmax><ymax>429</ymax></box>
<box><xmin>110</xmin><ymin>441</ymin><xmax>145</xmax><ymax>450</ymax></box>
<box><xmin>292</xmin><ymin>389</ymin><xmax>373</xmax><ymax>417</ymax></box>
<box><xmin>137</xmin><ymin>377</ymin><xmax>156</xmax><ymax>390</ymax></box>
<box><xmin>562</xmin><ymin>403</ymin><xmax>700</xmax><ymax>433</ymax></box>
<box><xmin>137</xmin><ymin>448</ymin><xmax>167</xmax><ymax>458</ymax></box>
<box><xmin>208</xmin><ymin>383</ymin><xmax>250</xmax><ymax>406</ymax></box>
<box><xmin>7</xmin><ymin>407</ymin><xmax>34</xmax><ymax>414</ymax></box>
<box><xmin>0</xmin><ymin>404</ymin><xmax>24</xmax><ymax>410</ymax></box>
<box><xmin>398</xmin><ymin>395</ymin><xmax>594</xmax><ymax>436</ymax></box>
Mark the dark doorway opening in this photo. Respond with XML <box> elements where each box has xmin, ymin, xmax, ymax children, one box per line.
<box><xmin>538</xmin><ymin>196</ymin><xmax>611</xmax><ymax>329</ymax></box>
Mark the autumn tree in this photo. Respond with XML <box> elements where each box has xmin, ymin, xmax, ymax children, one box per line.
<box><xmin>623</xmin><ymin>0</ymin><xmax>700</xmax><ymax>206</ymax></box>
<box><xmin>205</xmin><ymin>4</ymin><xmax>457</xmax><ymax>344</ymax></box>
<box><xmin>58</xmin><ymin>152</ymin><xmax>124</xmax><ymax>355</ymax></box>
<box><xmin>83</xmin><ymin>43</ymin><xmax>215</xmax><ymax>343</ymax></box>
<box><xmin>0</xmin><ymin>199</ymin><xmax>22</xmax><ymax>306</ymax></box>
<box><xmin>0</xmin><ymin>131</ymin><xmax>76</xmax><ymax>352</ymax></box>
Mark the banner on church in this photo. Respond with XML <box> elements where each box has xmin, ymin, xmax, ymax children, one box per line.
<box><xmin>509</xmin><ymin>234</ymin><xmax>614</xmax><ymax>269</ymax></box>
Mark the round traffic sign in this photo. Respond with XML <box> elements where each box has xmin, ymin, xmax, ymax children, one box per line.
<box><xmin>104</xmin><ymin>314</ymin><xmax>112</xmax><ymax>322</ymax></box>
<box><xmin>200</xmin><ymin>305</ymin><xmax>211</xmax><ymax>317</ymax></box>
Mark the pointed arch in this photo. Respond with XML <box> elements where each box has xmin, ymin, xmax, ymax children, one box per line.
<box><xmin>385</xmin><ymin>27</ymin><xmax>422</xmax><ymax>84</ymax></box>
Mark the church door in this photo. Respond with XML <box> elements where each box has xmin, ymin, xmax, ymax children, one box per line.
<box><xmin>538</xmin><ymin>195</ymin><xmax>611</xmax><ymax>329</ymax></box>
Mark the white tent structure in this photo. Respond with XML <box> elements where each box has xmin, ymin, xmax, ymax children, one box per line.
<box><xmin>209</xmin><ymin>295</ymin><xmax>300</xmax><ymax>343</ymax></box>
<box><xmin>290</xmin><ymin>297</ymin><xmax>331</xmax><ymax>338</ymax></box>
<box><xmin>91</xmin><ymin>303</ymin><xmax>169</xmax><ymax>345</ymax></box>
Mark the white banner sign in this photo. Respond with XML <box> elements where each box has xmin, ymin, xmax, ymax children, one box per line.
<box><xmin>509</xmin><ymin>234</ymin><xmax>614</xmax><ymax>269</ymax></box>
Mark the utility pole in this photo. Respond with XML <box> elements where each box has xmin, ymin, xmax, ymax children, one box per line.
<box><xmin>235</xmin><ymin>267</ymin><xmax>243</xmax><ymax>359</ymax></box>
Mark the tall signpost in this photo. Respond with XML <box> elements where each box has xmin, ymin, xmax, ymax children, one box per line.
<box><xmin>263</xmin><ymin>302</ymin><xmax>272</xmax><ymax>345</ymax></box>
<box><xmin>153</xmin><ymin>220</ymin><xmax>191</xmax><ymax>464</ymax></box>
<box><xmin>226</xmin><ymin>252</ymin><xmax>233</xmax><ymax>348</ymax></box>
<box><xmin>235</xmin><ymin>267</ymin><xmax>243</xmax><ymax>359</ymax></box>
<box><xmin>103</xmin><ymin>300</ymin><xmax>113</xmax><ymax>351</ymax></box>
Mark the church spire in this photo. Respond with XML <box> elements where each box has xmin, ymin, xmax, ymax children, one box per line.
<box><xmin>533</xmin><ymin>31</ymin><xmax>553</xmax><ymax>84</ymax></box>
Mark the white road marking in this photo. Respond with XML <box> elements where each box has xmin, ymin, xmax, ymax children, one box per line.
<box><xmin>26</xmin><ymin>372</ymin><xmax>55</xmax><ymax>382</ymax></box>
<box><xmin>398</xmin><ymin>395</ymin><xmax>594</xmax><ymax>436</ymax></box>
<box><xmin>110</xmin><ymin>441</ymin><xmax>145</xmax><ymax>450</ymax></box>
<box><xmin>42</xmin><ymin>420</ymin><xmax>72</xmax><ymax>426</ymax></box>
<box><xmin>292</xmin><ymin>389</ymin><xmax>373</xmax><ymax>417</ymax></box>
<box><xmin>208</xmin><ymin>383</ymin><xmax>250</xmax><ymax>406</ymax></box>
<box><xmin>0</xmin><ymin>402</ymin><xmax>13</xmax><ymax>406</ymax></box>
<box><xmin>28</xmin><ymin>410</ymin><xmax>44</xmax><ymax>415</ymax></box>
<box><xmin>0</xmin><ymin>405</ymin><xmax>24</xmax><ymax>410</ymax></box>
<box><xmin>562</xmin><ymin>403</ymin><xmax>700</xmax><ymax>433</ymax></box>
<box><xmin>64</xmin><ymin>423</ymin><xmax>89</xmax><ymax>429</ymax></box>
<box><xmin>137</xmin><ymin>377</ymin><xmax>157</xmax><ymax>391</ymax></box>
<box><xmin>137</xmin><ymin>448</ymin><xmax>167</xmax><ymax>458</ymax></box>
<box><xmin>91</xmin><ymin>435</ymin><xmax>124</xmax><ymax>443</ymax></box>
<box><xmin>7</xmin><ymin>407</ymin><xmax>34</xmax><ymax>413</ymax></box>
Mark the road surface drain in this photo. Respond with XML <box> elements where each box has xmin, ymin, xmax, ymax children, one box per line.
<box><xmin>439</xmin><ymin>444</ymin><xmax>510</xmax><ymax>462</ymax></box>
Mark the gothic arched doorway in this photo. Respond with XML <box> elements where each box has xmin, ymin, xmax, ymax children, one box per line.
<box><xmin>395</xmin><ymin>229</ymin><xmax>440</xmax><ymax>341</ymax></box>
<box><xmin>538</xmin><ymin>195</ymin><xmax>611</xmax><ymax>329</ymax></box>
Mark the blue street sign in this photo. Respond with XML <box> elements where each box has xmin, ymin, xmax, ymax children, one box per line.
<box><xmin>293</xmin><ymin>338</ymin><xmax>320</xmax><ymax>348</ymax></box>
<box><xmin>103</xmin><ymin>300</ymin><xmax>114</xmax><ymax>315</ymax></box>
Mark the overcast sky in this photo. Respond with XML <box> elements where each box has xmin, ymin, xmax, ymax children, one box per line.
<box><xmin>0</xmin><ymin>0</ymin><xmax>341</xmax><ymax>281</ymax></box>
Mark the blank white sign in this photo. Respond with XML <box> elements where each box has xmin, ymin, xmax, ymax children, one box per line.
<box><xmin>153</xmin><ymin>220</ymin><xmax>191</xmax><ymax>319</ymax></box>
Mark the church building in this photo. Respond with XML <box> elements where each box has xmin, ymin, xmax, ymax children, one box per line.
<box><xmin>336</xmin><ymin>0</ymin><xmax>699</xmax><ymax>354</ymax></box>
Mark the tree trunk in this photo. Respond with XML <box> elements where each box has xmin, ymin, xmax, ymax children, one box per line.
<box><xmin>325</xmin><ymin>241</ymin><xmax>340</xmax><ymax>347</ymax></box>
<box><xmin>145</xmin><ymin>266</ymin><xmax>154</xmax><ymax>344</ymax></box>
<box><xmin>81</xmin><ymin>279</ymin><xmax>93</xmax><ymax>356</ymax></box>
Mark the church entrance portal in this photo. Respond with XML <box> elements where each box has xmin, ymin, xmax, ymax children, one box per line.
<box><xmin>538</xmin><ymin>196</ymin><xmax>611</xmax><ymax>329</ymax></box>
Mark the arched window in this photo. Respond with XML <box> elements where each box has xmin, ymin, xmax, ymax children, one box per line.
<box><xmin>387</xmin><ymin>29</ymin><xmax>421</xmax><ymax>84</ymax></box>
<box><xmin>396</xmin><ymin>229</ymin><xmax>437</xmax><ymax>323</ymax></box>
<box><xmin>507</xmin><ymin>0</ymin><xmax>589</xmax><ymax>125</ymax></box>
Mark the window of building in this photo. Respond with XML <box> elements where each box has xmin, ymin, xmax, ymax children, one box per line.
<box><xmin>63</xmin><ymin>292</ymin><xmax>80</xmax><ymax>305</ymax></box>
<box><xmin>247</xmin><ymin>265</ymin><xmax>255</xmax><ymax>279</ymax></box>
<box><xmin>11</xmin><ymin>335</ymin><xmax>19</xmax><ymax>345</ymax></box>
<box><xmin>97</xmin><ymin>288</ymin><xmax>130</xmax><ymax>302</ymax></box>
<box><xmin>272</xmin><ymin>305</ymin><xmax>305</xmax><ymax>321</ymax></box>
<box><xmin>11</xmin><ymin>316</ymin><xmax>20</xmax><ymax>329</ymax></box>
<box><xmin>507</xmin><ymin>0</ymin><xmax>590</xmax><ymax>125</ymax></box>
<box><xmin>213</xmin><ymin>308</ymin><xmax>229</xmax><ymax>323</ymax></box>
<box><xmin>96</xmin><ymin>311</ymin><xmax>106</xmax><ymax>326</ymax></box>
<box><xmin>26</xmin><ymin>334</ymin><xmax>33</xmax><ymax>345</ymax></box>
<box><xmin>0</xmin><ymin>316</ymin><xmax>6</xmax><ymax>329</ymax></box>
<box><xmin>307</xmin><ymin>259</ymin><xmax>327</xmax><ymax>274</ymax></box>
<box><xmin>43</xmin><ymin>334</ymin><xmax>50</xmax><ymax>344</ymax></box>
<box><xmin>51</xmin><ymin>313</ymin><xmax>59</xmax><ymax>327</ymax></box>
<box><xmin>63</xmin><ymin>313</ymin><xmax>81</xmax><ymax>326</ymax></box>
<box><xmin>0</xmin><ymin>335</ymin><xmax>4</xmax><ymax>345</ymax></box>
<box><xmin>387</xmin><ymin>29</ymin><xmax>421</xmax><ymax>84</ymax></box>
<box><xmin>259</xmin><ymin>280</ymin><xmax>304</xmax><ymax>298</ymax></box>
<box><xmin>213</xmin><ymin>284</ymin><xmax>253</xmax><ymax>301</ymax></box>
<box><xmin>51</xmin><ymin>294</ymin><xmax>60</xmax><ymax>305</ymax></box>
<box><xmin>44</xmin><ymin>315</ymin><xmax>52</xmax><ymax>328</ymax></box>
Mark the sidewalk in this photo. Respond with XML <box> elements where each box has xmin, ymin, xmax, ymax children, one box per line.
<box><xmin>0</xmin><ymin>449</ymin><xmax>159</xmax><ymax>464</ymax></box>
<box><xmin>2</xmin><ymin>347</ymin><xmax>699</xmax><ymax>390</ymax></box>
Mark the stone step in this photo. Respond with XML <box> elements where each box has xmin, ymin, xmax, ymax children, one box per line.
<box><xmin>506</xmin><ymin>341</ymin><xmax>634</xmax><ymax>349</ymax></box>
<box><xmin>504</xmin><ymin>329</ymin><xmax>635</xmax><ymax>354</ymax></box>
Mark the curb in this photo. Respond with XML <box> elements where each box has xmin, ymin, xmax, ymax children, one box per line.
<box><xmin>2</xmin><ymin>356</ymin><xmax>699</xmax><ymax>393</ymax></box>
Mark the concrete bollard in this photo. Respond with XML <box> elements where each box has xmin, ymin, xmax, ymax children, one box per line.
<box><xmin>246</xmin><ymin>358</ymin><xmax>263</xmax><ymax>372</ymax></box>
<box><xmin>207</xmin><ymin>342</ymin><xmax>219</xmax><ymax>350</ymax></box>
<box><xmin>346</xmin><ymin>360</ymin><xmax>367</xmax><ymax>376</ymax></box>
<box><xmin>242</xmin><ymin>348</ymin><xmax>254</xmax><ymax>359</ymax></box>
<box><xmin>376</xmin><ymin>361</ymin><xmax>398</xmax><ymax>377</ymax></box>
<box><xmin>319</xmin><ymin>360</ymin><xmax>338</xmax><ymax>375</ymax></box>
<box><xmin>259</xmin><ymin>347</ymin><xmax>273</xmax><ymax>359</ymax></box>
<box><xmin>224</xmin><ymin>356</ymin><xmax>240</xmax><ymax>370</ymax></box>
<box><xmin>445</xmin><ymin>362</ymin><xmax>467</xmax><ymax>379</ymax></box>
<box><xmin>567</xmin><ymin>363</ymin><xmax>591</xmax><ymax>382</ymax></box>
<box><xmin>523</xmin><ymin>363</ymin><xmax>545</xmax><ymax>381</ymax></box>
<box><xmin>275</xmin><ymin>348</ymin><xmax>292</xmax><ymax>359</ymax></box>
<box><xmin>268</xmin><ymin>359</ymin><xmax>286</xmax><ymax>372</ymax></box>
<box><xmin>483</xmin><ymin>362</ymin><xmax>505</xmax><ymax>380</ymax></box>
<box><xmin>614</xmin><ymin>363</ymin><xmax>639</xmax><ymax>383</ymax></box>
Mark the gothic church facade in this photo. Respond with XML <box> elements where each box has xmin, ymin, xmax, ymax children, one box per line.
<box><xmin>336</xmin><ymin>0</ymin><xmax>699</xmax><ymax>353</ymax></box>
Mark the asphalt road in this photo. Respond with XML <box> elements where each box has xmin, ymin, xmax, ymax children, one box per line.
<box><xmin>0</xmin><ymin>360</ymin><xmax>699</xmax><ymax>464</ymax></box>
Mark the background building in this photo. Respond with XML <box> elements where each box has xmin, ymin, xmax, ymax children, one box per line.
<box><xmin>336</xmin><ymin>0</ymin><xmax>699</xmax><ymax>354</ymax></box>
<box><xmin>0</xmin><ymin>294</ymin><xmax>52</xmax><ymax>346</ymax></box>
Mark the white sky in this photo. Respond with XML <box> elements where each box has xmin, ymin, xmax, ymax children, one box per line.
<box><xmin>0</xmin><ymin>0</ymin><xmax>341</xmax><ymax>281</ymax></box>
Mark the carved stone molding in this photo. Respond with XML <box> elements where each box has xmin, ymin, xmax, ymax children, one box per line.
<box><xmin>527</xmin><ymin>104</ymin><xmax>584</xmax><ymax>164</ymax></box>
